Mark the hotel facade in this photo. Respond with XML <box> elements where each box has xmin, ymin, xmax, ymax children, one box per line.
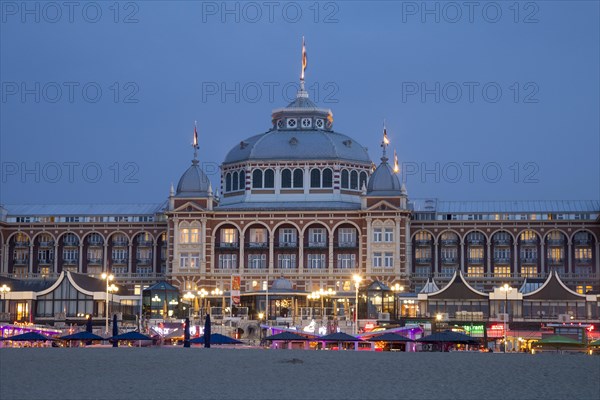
<box><xmin>0</xmin><ymin>74</ymin><xmax>598</xmax><ymax>335</ymax></box>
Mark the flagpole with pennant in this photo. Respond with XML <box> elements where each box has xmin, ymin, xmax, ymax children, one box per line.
<box><xmin>381</xmin><ymin>120</ymin><xmax>390</xmax><ymax>161</ymax></box>
<box><xmin>193</xmin><ymin>121</ymin><xmax>199</xmax><ymax>160</ymax></box>
<box><xmin>300</xmin><ymin>36</ymin><xmax>307</xmax><ymax>91</ymax></box>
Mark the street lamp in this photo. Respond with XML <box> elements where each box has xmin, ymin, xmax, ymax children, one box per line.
<box><xmin>391</xmin><ymin>283</ymin><xmax>404</xmax><ymax>320</ymax></box>
<box><xmin>0</xmin><ymin>284</ymin><xmax>10</xmax><ymax>314</ymax></box>
<box><xmin>352</xmin><ymin>275</ymin><xmax>362</xmax><ymax>335</ymax></box>
<box><xmin>183</xmin><ymin>291</ymin><xmax>195</xmax><ymax>318</ymax></box>
<box><xmin>197</xmin><ymin>288</ymin><xmax>208</xmax><ymax>318</ymax></box>
<box><xmin>101</xmin><ymin>273</ymin><xmax>114</xmax><ymax>334</ymax></box>
<box><xmin>500</xmin><ymin>283</ymin><xmax>513</xmax><ymax>353</ymax></box>
<box><xmin>211</xmin><ymin>288</ymin><xmax>223</xmax><ymax>317</ymax></box>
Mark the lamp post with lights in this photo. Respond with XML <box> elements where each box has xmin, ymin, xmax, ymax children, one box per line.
<box><xmin>211</xmin><ymin>288</ymin><xmax>223</xmax><ymax>318</ymax></box>
<box><xmin>500</xmin><ymin>284</ymin><xmax>513</xmax><ymax>353</ymax></box>
<box><xmin>352</xmin><ymin>275</ymin><xmax>362</xmax><ymax>335</ymax></box>
<box><xmin>197</xmin><ymin>288</ymin><xmax>208</xmax><ymax>318</ymax></box>
<box><xmin>391</xmin><ymin>283</ymin><xmax>404</xmax><ymax>320</ymax></box>
<box><xmin>183</xmin><ymin>291</ymin><xmax>195</xmax><ymax>318</ymax></box>
<box><xmin>101</xmin><ymin>273</ymin><xmax>114</xmax><ymax>334</ymax></box>
<box><xmin>0</xmin><ymin>284</ymin><xmax>10</xmax><ymax>314</ymax></box>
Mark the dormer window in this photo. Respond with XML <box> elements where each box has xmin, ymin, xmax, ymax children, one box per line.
<box><xmin>301</xmin><ymin>118</ymin><xmax>312</xmax><ymax>128</ymax></box>
<box><xmin>315</xmin><ymin>119</ymin><xmax>324</xmax><ymax>129</ymax></box>
<box><xmin>277</xmin><ymin>120</ymin><xmax>284</xmax><ymax>129</ymax></box>
<box><xmin>287</xmin><ymin>118</ymin><xmax>297</xmax><ymax>128</ymax></box>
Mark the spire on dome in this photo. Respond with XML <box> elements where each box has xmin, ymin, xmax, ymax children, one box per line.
<box><xmin>192</xmin><ymin>121</ymin><xmax>199</xmax><ymax>164</ymax></box>
<box><xmin>300</xmin><ymin>36</ymin><xmax>308</xmax><ymax>93</ymax></box>
<box><xmin>380</xmin><ymin>120</ymin><xmax>390</xmax><ymax>163</ymax></box>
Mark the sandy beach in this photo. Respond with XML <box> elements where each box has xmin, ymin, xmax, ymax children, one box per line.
<box><xmin>1</xmin><ymin>348</ymin><xmax>598</xmax><ymax>400</ymax></box>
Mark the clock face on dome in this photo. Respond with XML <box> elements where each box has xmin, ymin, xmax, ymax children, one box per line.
<box><xmin>301</xmin><ymin>118</ymin><xmax>312</xmax><ymax>128</ymax></box>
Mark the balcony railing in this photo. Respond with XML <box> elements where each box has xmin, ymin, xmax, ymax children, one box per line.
<box><xmin>216</xmin><ymin>242</ymin><xmax>239</xmax><ymax>249</ymax></box>
<box><xmin>520</xmin><ymin>238</ymin><xmax>538</xmax><ymax>245</ymax></box>
<box><xmin>337</xmin><ymin>242</ymin><xmax>357</xmax><ymax>248</ymax></box>
<box><xmin>63</xmin><ymin>259</ymin><xmax>78</xmax><ymax>265</ymax></box>
<box><xmin>467</xmin><ymin>257</ymin><xmax>484</xmax><ymax>264</ymax></box>
<box><xmin>574</xmin><ymin>238</ymin><xmax>591</xmax><ymax>246</ymax></box>
<box><xmin>273</xmin><ymin>268</ymin><xmax>297</xmax><ymax>275</ymax></box>
<box><xmin>38</xmin><ymin>240</ymin><xmax>55</xmax><ymax>247</ymax></box>
<box><xmin>112</xmin><ymin>239</ymin><xmax>128</xmax><ymax>247</ymax></box>
<box><xmin>547</xmin><ymin>239</ymin><xmax>565</xmax><ymax>246</ymax></box>
<box><xmin>111</xmin><ymin>272</ymin><xmax>164</xmax><ymax>280</ymax></box>
<box><xmin>410</xmin><ymin>272</ymin><xmax>598</xmax><ymax>281</ymax></box>
<box><xmin>63</xmin><ymin>240</ymin><xmax>79</xmax><ymax>247</ymax></box>
<box><xmin>415</xmin><ymin>257</ymin><xmax>432</xmax><ymax>264</ymax></box>
<box><xmin>520</xmin><ymin>255</ymin><xmax>538</xmax><ymax>263</ymax></box>
<box><xmin>467</xmin><ymin>238</ymin><xmax>485</xmax><ymax>245</ymax></box>
<box><xmin>38</xmin><ymin>258</ymin><xmax>53</xmax><ymax>264</ymax></box>
<box><xmin>136</xmin><ymin>257</ymin><xmax>152</xmax><ymax>264</ymax></box>
<box><xmin>414</xmin><ymin>239</ymin><xmax>432</xmax><ymax>246</ymax></box>
<box><xmin>371</xmin><ymin>267</ymin><xmax>395</xmax><ymax>274</ymax></box>
<box><xmin>575</xmin><ymin>258</ymin><xmax>592</xmax><ymax>264</ymax></box>
<box><xmin>306</xmin><ymin>241</ymin><xmax>327</xmax><ymax>249</ymax></box>
<box><xmin>87</xmin><ymin>240</ymin><xmax>103</xmax><ymax>246</ymax></box>
<box><xmin>440</xmin><ymin>239</ymin><xmax>458</xmax><ymax>246</ymax></box>
<box><xmin>246</xmin><ymin>242</ymin><xmax>268</xmax><ymax>249</ymax></box>
<box><xmin>547</xmin><ymin>257</ymin><xmax>564</xmax><ymax>265</ymax></box>
<box><xmin>1</xmin><ymin>272</ymin><xmax>60</xmax><ymax>280</ymax></box>
<box><xmin>137</xmin><ymin>239</ymin><xmax>153</xmax><ymax>246</ymax></box>
<box><xmin>112</xmin><ymin>258</ymin><xmax>128</xmax><ymax>264</ymax></box>
<box><xmin>441</xmin><ymin>257</ymin><xmax>458</xmax><ymax>264</ymax></box>
<box><xmin>304</xmin><ymin>268</ymin><xmax>328</xmax><ymax>274</ymax></box>
<box><xmin>87</xmin><ymin>257</ymin><xmax>103</xmax><ymax>264</ymax></box>
<box><xmin>14</xmin><ymin>240</ymin><xmax>30</xmax><ymax>247</ymax></box>
<box><xmin>13</xmin><ymin>258</ymin><xmax>28</xmax><ymax>265</ymax></box>
<box><xmin>244</xmin><ymin>268</ymin><xmax>268</xmax><ymax>274</ymax></box>
<box><xmin>277</xmin><ymin>242</ymin><xmax>298</xmax><ymax>249</ymax></box>
<box><xmin>493</xmin><ymin>238</ymin><xmax>511</xmax><ymax>245</ymax></box>
<box><xmin>493</xmin><ymin>256</ymin><xmax>511</xmax><ymax>263</ymax></box>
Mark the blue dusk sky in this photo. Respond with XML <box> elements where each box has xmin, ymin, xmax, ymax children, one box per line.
<box><xmin>0</xmin><ymin>1</ymin><xmax>598</xmax><ymax>205</ymax></box>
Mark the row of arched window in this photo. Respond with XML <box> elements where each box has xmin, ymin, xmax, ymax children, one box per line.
<box><xmin>225</xmin><ymin>168</ymin><xmax>370</xmax><ymax>192</ymax></box>
<box><xmin>224</xmin><ymin>170</ymin><xmax>246</xmax><ymax>192</ymax></box>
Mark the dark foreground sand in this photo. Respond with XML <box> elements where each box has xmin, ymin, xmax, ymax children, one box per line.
<box><xmin>1</xmin><ymin>348</ymin><xmax>599</xmax><ymax>400</ymax></box>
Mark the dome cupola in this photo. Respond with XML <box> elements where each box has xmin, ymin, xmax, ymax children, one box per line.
<box><xmin>367</xmin><ymin>124</ymin><xmax>404</xmax><ymax>196</ymax></box>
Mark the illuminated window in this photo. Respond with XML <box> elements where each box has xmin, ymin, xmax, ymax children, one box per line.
<box><xmin>547</xmin><ymin>247</ymin><xmax>563</xmax><ymax>261</ymax></box>
<box><xmin>467</xmin><ymin>266</ymin><xmax>484</xmax><ymax>277</ymax></box>
<box><xmin>520</xmin><ymin>230</ymin><xmax>537</xmax><ymax>242</ymax></box>
<box><xmin>468</xmin><ymin>248</ymin><xmax>484</xmax><ymax>259</ymax></box>
<box><xmin>180</xmin><ymin>229</ymin><xmax>190</xmax><ymax>243</ymax></box>
<box><xmin>576</xmin><ymin>285</ymin><xmax>593</xmax><ymax>294</ymax></box>
<box><xmin>179</xmin><ymin>253</ymin><xmax>200</xmax><ymax>269</ymax></box>
<box><xmin>249</xmin><ymin>228</ymin><xmax>267</xmax><ymax>245</ymax></box>
<box><xmin>221</xmin><ymin>229</ymin><xmax>237</xmax><ymax>244</ymax></box>
<box><xmin>493</xmin><ymin>266</ymin><xmax>511</xmax><ymax>278</ymax></box>
<box><xmin>575</xmin><ymin>248</ymin><xmax>592</xmax><ymax>260</ymax></box>
<box><xmin>520</xmin><ymin>266</ymin><xmax>537</xmax><ymax>278</ymax></box>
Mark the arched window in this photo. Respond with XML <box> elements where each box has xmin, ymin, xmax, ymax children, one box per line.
<box><xmin>322</xmin><ymin>168</ymin><xmax>333</xmax><ymax>188</ymax></box>
<box><xmin>293</xmin><ymin>169</ymin><xmax>303</xmax><ymax>188</ymax></box>
<box><xmin>239</xmin><ymin>170</ymin><xmax>245</xmax><ymax>190</ymax></box>
<box><xmin>310</xmin><ymin>169</ymin><xmax>321</xmax><ymax>188</ymax></box>
<box><xmin>359</xmin><ymin>171</ymin><xmax>368</xmax><ymax>190</ymax></box>
<box><xmin>350</xmin><ymin>170</ymin><xmax>358</xmax><ymax>190</ymax></box>
<box><xmin>281</xmin><ymin>169</ymin><xmax>292</xmax><ymax>188</ymax></box>
<box><xmin>225</xmin><ymin>172</ymin><xmax>232</xmax><ymax>192</ymax></box>
<box><xmin>341</xmin><ymin>170</ymin><xmax>349</xmax><ymax>189</ymax></box>
<box><xmin>252</xmin><ymin>169</ymin><xmax>262</xmax><ymax>188</ymax></box>
<box><xmin>232</xmin><ymin>171</ymin><xmax>239</xmax><ymax>191</ymax></box>
<box><xmin>264</xmin><ymin>169</ymin><xmax>275</xmax><ymax>188</ymax></box>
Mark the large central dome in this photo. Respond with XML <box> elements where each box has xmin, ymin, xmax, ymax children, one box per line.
<box><xmin>223</xmin><ymin>91</ymin><xmax>370</xmax><ymax>165</ymax></box>
<box><xmin>224</xmin><ymin>129</ymin><xmax>371</xmax><ymax>164</ymax></box>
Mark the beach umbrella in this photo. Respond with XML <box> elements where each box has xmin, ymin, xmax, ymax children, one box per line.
<box><xmin>366</xmin><ymin>332</ymin><xmax>414</xmax><ymax>342</ymax></box>
<box><xmin>109</xmin><ymin>331</ymin><xmax>152</xmax><ymax>341</ymax></box>
<box><xmin>204</xmin><ymin>314</ymin><xmax>211</xmax><ymax>348</ymax></box>
<box><xmin>5</xmin><ymin>332</ymin><xmax>53</xmax><ymax>341</ymax></box>
<box><xmin>537</xmin><ymin>335</ymin><xmax>584</xmax><ymax>352</ymax></box>
<box><xmin>184</xmin><ymin>318</ymin><xmax>191</xmax><ymax>348</ymax></box>
<box><xmin>417</xmin><ymin>330</ymin><xmax>478</xmax><ymax>352</ymax></box>
<box><xmin>59</xmin><ymin>331</ymin><xmax>105</xmax><ymax>341</ymax></box>
<box><xmin>318</xmin><ymin>332</ymin><xmax>361</xmax><ymax>350</ymax></box>
<box><xmin>190</xmin><ymin>333</ymin><xmax>242</xmax><ymax>345</ymax></box>
<box><xmin>112</xmin><ymin>314</ymin><xmax>118</xmax><ymax>347</ymax></box>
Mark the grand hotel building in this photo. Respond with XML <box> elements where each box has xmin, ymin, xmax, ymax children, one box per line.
<box><xmin>0</xmin><ymin>74</ymin><xmax>599</xmax><ymax>328</ymax></box>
